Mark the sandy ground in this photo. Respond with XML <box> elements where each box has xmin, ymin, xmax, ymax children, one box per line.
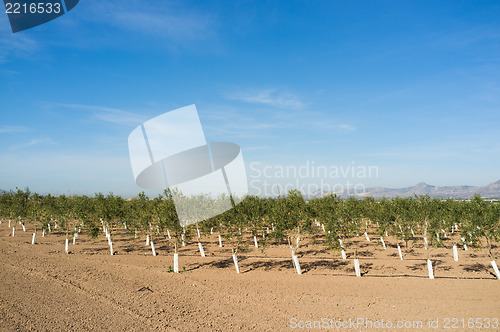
<box><xmin>0</xmin><ymin>222</ymin><xmax>499</xmax><ymax>331</ymax></box>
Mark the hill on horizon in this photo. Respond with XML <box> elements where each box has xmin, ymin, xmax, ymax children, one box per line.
<box><xmin>311</xmin><ymin>179</ymin><xmax>500</xmax><ymax>199</ymax></box>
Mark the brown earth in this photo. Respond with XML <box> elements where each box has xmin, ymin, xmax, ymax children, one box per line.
<box><xmin>0</xmin><ymin>221</ymin><xmax>499</xmax><ymax>331</ymax></box>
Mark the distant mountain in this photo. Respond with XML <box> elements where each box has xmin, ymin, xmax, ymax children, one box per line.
<box><xmin>311</xmin><ymin>180</ymin><xmax>500</xmax><ymax>199</ymax></box>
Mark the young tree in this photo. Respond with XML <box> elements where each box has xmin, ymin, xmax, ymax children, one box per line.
<box><xmin>217</xmin><ymin>202</ymin><xmax>246</xmax><ymax>273</ymax></box>
<box><xmin>54</xmin><ymin>195</ymin><xmax>76</xmax><ymax>253</ymax></box>
<box><xmin>12</xmin><ymin>188</ymin><xmax>30</xmax><ymax>232</ymax></box>
<box><xmin>155</xmin><ymin>190</ymin><xmax>186</xmax><ymax>272</ymax></box>
<box><xmin>463</xmin><ymin>195</ymin><xmax>500</xmax><ymax>278</ymax></box>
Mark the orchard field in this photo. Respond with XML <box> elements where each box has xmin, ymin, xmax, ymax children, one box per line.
<box><xmin>1</xmin><ymin>189</ymin><xmax>499</xmax><ymax>331</ymax></box>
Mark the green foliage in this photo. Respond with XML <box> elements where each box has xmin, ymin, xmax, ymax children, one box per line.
<box><xmin>1</xmin><ymin>188</ymin><xmax>498</xmax><ymax>261</ymax></box>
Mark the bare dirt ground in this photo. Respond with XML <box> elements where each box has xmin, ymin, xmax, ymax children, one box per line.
<box><xmin>1</xmin><ymin>222</ymin><xmax>499</xmax><ymax>331</ymax></box>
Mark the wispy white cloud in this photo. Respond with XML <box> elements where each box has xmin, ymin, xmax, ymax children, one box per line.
<box><xmin>93</xmin><ymin>108</ymin><xmax>146</xmax><ymax>127</ymax></box>
<box><xmin>10</xmin><ymin>137</ymin><xmax>55</xmax><ymax>150</ymax></box>
<box><xmin>0</xmin><ymin>33</ymin><xmax>40</xmax><ymax>64</ymax></box>
<box><xmin>337</xmin><ymin>124</ymin><xmax>356</xmax><ymax>131</ymax></box>
<box><xmin>311</xmin><ymin>122</ymin><xmax>356</xmax><ymax>132</ymax></box>
<box><xmin>201</xmin><ymin>106</ymin><xmax>278</xmax><ymax>139</ymax></box>
<box><xmin>1</xmin><ymin>0</ymin><xmax>217</xmax><ymax>64</ymax></box>
<box><xmin>0</xmin><ymin>125</ymin><xmax>30</xmax><ymax>134</ymax></box>
<box><xmin>202</xmin><ymin>103</ymin><xmax>355</xmax><ymax>142</ymax></box>
<box><xmin>226</xmin><ymin>88</ymin><xmax>305</xmax><ymax>109</ymax></box>
<box><xmin>50</xmin><ymin>103</ymin><xmax>148</xmax><ymax>127</ymax></box>
<box><xmin>242</xmin><ymin>145</ymin><xmax>270</xmax><ymax>151</ymax></box>
<box><xmin>79</xmin><ymin>0</ymin><xmax>216</xmax><ymax>41</ymax></box>
<box><xmin>220</xmin><ymin>89</ymin><xmax>354</xmax><ymax>134</ymax></box>
<box><xmin>111</xmin><ymin>11</ymin><xmax>214</xmax><ymax>40</ymax></box>
<box><xmin>269</xmin><ymin>108</ymin><xmax>356</xmax><ymax>133</ymax></box>
<box><xmin>205</xmin><ymin>122</ymin><xmax>276</xmax><ymax>139</ymax></box>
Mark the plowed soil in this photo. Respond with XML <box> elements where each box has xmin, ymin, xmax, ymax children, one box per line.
<box><xmin>1</xmin><ymin>222</ymin><xmax>499</xmax><ymax>331</ymax></box>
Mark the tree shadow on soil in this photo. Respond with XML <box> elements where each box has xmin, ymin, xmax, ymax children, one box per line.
<box><xmin>434</xmin><ymin>259</ymin><xmax>452</xmax><ymax>271</ymax></box>
<box><xmin>408</xmin><ymin>261</ymin><xmax>426</xmax><ymax>271</ymax></box>
<box><xmin>342</xmin><ymin>262</ymin><xmax>372</xmax><ymax>276</ymax></box>
<box><xmin>357</xmin><ymin>250</ymin><xmax>374</xmax><ymax>258</ymax></box>
<box><xmin>80</xmin><ymin>247</ymin><xmax>110</xmax><ymax>255</ymax></box>
<box><xmin>408</xmin><ymin>259</ymin><xmax>447</xmax><ymax>271</ymax></box>
<box><xmin>462</xmin><ymin>262</ymin><xmax>498</xmax><ymax>279</ymax></box>
<box><xmin>193</xmin><ymin>256</ymin><xmax>252</xmax><ymax>271</ymax></box>
<box><xmin>462</xmin><ymin>262</ymin><xmax>488</xmax><ymax>273</ymax></box>
<box><xmin>301</xmin><ymin>260</ymin><xmax>349</xmax><ymax>274</ymax></box>
<box><xmin>360</xmin><ymin>262</ymin><xmax>373</xmax><ymax>276</ymax></box>
<box><xmin>243</xmin><ymin>260</ymin><xmax>292</xmax><ymax>272</ymax></box>
<box><xmin>300</xmin><ymin>248</ymin><xmax>329</xmax><ymax>256</ymax></box>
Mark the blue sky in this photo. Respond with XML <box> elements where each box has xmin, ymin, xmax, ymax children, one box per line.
<box><xmin>0</xmin><ymin>0</ymin><xmax>499</xmax><ymax>197</ymax></box>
